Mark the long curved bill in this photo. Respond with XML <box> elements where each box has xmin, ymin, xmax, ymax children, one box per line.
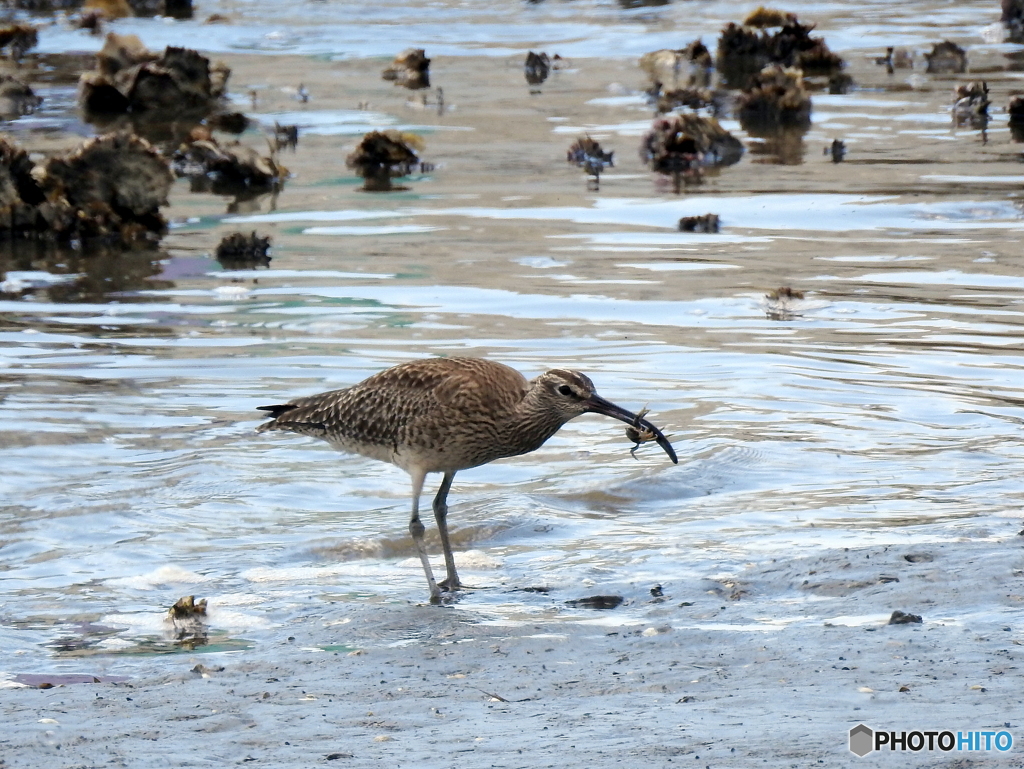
<box><xmin>585</xmin><ymin>394</ymin><xmax>678</xmax><ymax>464</ymax></box>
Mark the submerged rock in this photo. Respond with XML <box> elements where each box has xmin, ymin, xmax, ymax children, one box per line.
<box><xmin>130</xmin><ymin>0</ymin><xmax>193</xmax><ymax>17</ymax></box>
<box><xmin>924</xmin><ymin>41</ymin><xmax>967</xmax><ymax>74</ymax></box>
<box><xmin>382</xmin><ymin>48</ymin><xmax>430</xmax><ymax>90</ymax></box>
<box><xmin>640</xmin><ymin>113</ymin><xmax>744</xmax><ymax>187</ymax></box>
<box><xmin>736</xmin><ymin>64</ymin><xmax>811</xmax><ymax>131</ymax></box>
<box><xmin>716</xmin><ymin>12</ymin><xmax>844</xmax><ymax>88</ymax></box>
<box><xmin>346</xmin><ymin>130</ymin><xmax>425</xmax><ymax>191</ymax></box>
<box><xmin>215</xmin><ymin>231</ymin><xmax>271</xmax><ymax>269</ymax></box>
<box><xmin>765</xmin><ymin>286</ymin><xmax>805</xmax><ymax>320</ymax></box>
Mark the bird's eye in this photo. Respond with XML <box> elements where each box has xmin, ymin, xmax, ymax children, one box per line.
<box><xmin>557</xmin><ymin>384</ymin><xmax>573</xmax><ymax>396</ymax></box>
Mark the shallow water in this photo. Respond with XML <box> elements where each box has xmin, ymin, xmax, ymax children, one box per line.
<box><xmin>2</xmin><ymin>0</ymin><xmax>1024</xmax><ymax>666</ymax></box>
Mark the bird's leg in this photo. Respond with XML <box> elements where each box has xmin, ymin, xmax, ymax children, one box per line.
<box><xmin>408</xmin><ymin>469</ymin><xmax>441</xmax><ymax>604</ymax></box>
<box><xmin>433</xmin><ymin>471</ymin><xmax>462</xmax><ymax>592</ymax></box>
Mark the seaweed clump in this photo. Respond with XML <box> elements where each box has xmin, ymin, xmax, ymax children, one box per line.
<box><xmin>716</xmin><ymin>9</ymin><xmax>844</xmax><ymax>88</ymax></box>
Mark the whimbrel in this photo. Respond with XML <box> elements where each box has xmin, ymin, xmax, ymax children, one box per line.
<box><xmin>257</xmin><ymin>357</ymin><xmax>676</xmax><ymax>604</ymax></box>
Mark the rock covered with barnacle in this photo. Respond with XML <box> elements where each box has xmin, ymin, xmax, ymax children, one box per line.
<box><xmin>0</xmin><ymin>131</ymin><xmax>173</xmax><ymax>245</ymax></box>
<box><xmin>716</xmin><ymin>8</ymin><xmax>844</xmax><ymax>88</ymax></box>
<box><xmin>79</xmin><ymin>32</ymin><xmax>230</xmax><ymax>122</ymax></box>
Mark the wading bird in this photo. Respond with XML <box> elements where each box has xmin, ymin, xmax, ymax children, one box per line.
<box><xmin>257</xmin><ymin>357</ymin><xmax>676</xmax><ymax>603</ymax></box>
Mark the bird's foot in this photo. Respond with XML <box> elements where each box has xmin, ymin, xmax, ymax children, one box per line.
<box><xmin>437</xmin><ymin>577</ymin><xmax>463</xmax><ymax>592</ymax></box>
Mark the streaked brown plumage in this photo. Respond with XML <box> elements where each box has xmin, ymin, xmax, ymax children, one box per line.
<box><xmin>257</xmin><ymin>357</ymin><xmax>676</xmax><ymax>603</ymax></box>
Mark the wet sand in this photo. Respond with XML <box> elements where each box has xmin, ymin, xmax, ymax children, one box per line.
<box><xmin>5</xmin><ymin>538</ymin><xmax>1023</xmax><ymax>767</ymax></box>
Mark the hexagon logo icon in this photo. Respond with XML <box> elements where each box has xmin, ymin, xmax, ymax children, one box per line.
<box><xmin>849</xmin><ymin>724</ymin><xmax>874</xmax><ymax>757</ymax></box>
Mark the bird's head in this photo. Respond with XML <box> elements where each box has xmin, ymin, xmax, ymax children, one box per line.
<box><xmin>530</xmin><ymin>369</ymin><xmax>677</xmax><ymax>464</ymax></box>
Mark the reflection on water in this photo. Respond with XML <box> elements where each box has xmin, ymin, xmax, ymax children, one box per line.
<box><xmin>3</xmin><ymin>0</ymin><xmax>1024</xmax><ymax>662</ymax></box>
<box><xmin>0</xmin><ymin>242</ymin><xmax>172</xmax><ymax>303</ymax></box>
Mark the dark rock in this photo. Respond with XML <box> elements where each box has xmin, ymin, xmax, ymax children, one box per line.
<box><xmin>678</xmin><ymin>213</ymin><xmax>719</xmax><ymax>233</ymax></box>
<box><xmin>525</xmin><ymin>51</ymin><xmax>550</xmax><ymax>86</ymax></box>
<box><xmin>924</xmin><ymin>41</ymin><xmax>967</xmax><ymax>74</ymax></box>
<box><xmin>716</xmin><ymin>14</ymin><xmax>844</xmax><ymax>89</ymax></box>
<box><xmin>172</xmin><ymin>134</ymin><xmax>287</xmax><ymax>197</ymax></box>
<box><xmin>382</xmin><ymin>48</ymin><xmax>430</xmax><ymax>90</ymax></box>
<box><xmin>567</xmin><ymin>135</ymin><xmax>614</xmax><ymax>187</ymax></box>
<box><xmin>640</xmin><ymin>113</ymin><xmax>744</xmax><ymax>189</ymax></box>
<box><xmin>0</xmin><ymin>24</ymin><xmax>37</xmax><ymax>60</ymax></box>
<box><xmin>0</xmin><ymin>75</ymin><xmax>42</xmax><ymax>119</ymax></box>
<box><xmin>168</xmin><ymin>595</ymin><xmax>207</xmax><ymax>618</ymax></box>
<box><xmin>1005</xmin><ymin>0</ymin><xmax>1024</xmax><ymax>42</ymax></box>
<box><xmin>39</xmin><ymin>131</ymin><xmax>174</xmax><ymax>244</ymax></box>
<box><xmin>736</xmin><ymin>64</ymin><xmax>811</xmax><ymax>132</ymax></box>
<box><xmin>655</xmin><ymin>87</ymin><xmax>716</xmax><ymax>114</ymax></box>
<box><xmin>888</xmin><ymin>610</ymin><xmax>922</xmax><ymax>625</ymax></box>
<box><xmin>215</xmin><ymin>231</ymin><xmax>271</xmax><ymax>269</ymax></box>
<box><xmin>826</xmin><ymin>138</ymin><xmax>846</xmax><ymax>162</ymax></box>
<box><xmin>640</xmin><ymin>40</ymin><xmax>713</xmax><ymax>92</ymax></box>
<box><xmin>273</xmin><ymin>122</ymin><xmax>299</xmax><ymax>152</ymax></box>
<box><xmin>206</xmin><ymin>111</ymin><xmax>250</xmax><ymax>134</ymax></box>
<box><xmin>346</xmin><ymin>130</ymin><xmax>424</xmax><ymax>191</ymax></box>
<box><xmin>565</xmin><ymin>595</ymin><xmax>624</xmax><ymax>610</ymax></box>
<box><xmin>79</xmin><ymin>32</ymin><xmax>230</xmax><ymax>125</ymax></box>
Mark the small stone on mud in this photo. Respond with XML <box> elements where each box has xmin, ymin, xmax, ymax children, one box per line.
<box><xmin>678</xmin><ymin>214</ymin><xmax>720</xmax><ymax>233</ymax></box>
<box><xmin>888</xmin><ymin>610</ymin><xmax>922</xmax><ymax>625</ymax></box>
<box><xmin>565</xmin><ymin>595</ymin><xmax>624</xmax><ymax>610</ymax></box>
<box><xmin>903</xmin><ymin>553</ymin><xmax>933</xmax><ymax>563</ymax></box>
